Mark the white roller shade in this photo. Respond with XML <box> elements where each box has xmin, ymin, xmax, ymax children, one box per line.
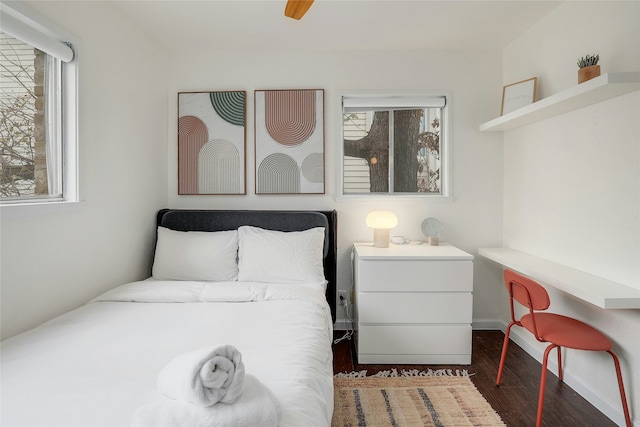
<box><xmin>0</xmin><ymin>7</ymin><xmax>74</xmax><ymax>62</ymax></box>
<box><xmin>343</xmin><ymin>96</ymin><xmax>446</xmax><ymax>113</ymax></box>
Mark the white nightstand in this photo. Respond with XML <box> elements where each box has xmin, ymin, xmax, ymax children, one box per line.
<box><xmin>353</xmin><ymin>242</ymin><xmax>474</xmax><ymax>364</ymax></box>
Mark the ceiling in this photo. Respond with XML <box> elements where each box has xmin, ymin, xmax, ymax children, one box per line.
<box><xmin>110</xmin><ymin>0</ymin><xmax>562</xmax><ymax>53</ymax></box>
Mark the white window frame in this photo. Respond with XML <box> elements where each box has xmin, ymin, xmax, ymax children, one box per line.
<box><xmin>338</xmin><ymin>91</ymin><xmax>452</xmax><ymax>200</ymax></box>
<box><xmin>0</xmin><ymin>2</ymin><xmax>79</xmax><ymax>216</ymax></box>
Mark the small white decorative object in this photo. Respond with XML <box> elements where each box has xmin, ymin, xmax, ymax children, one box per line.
<box><xmin>391</xmin><ymin>236</ymin><xmax>409</xmax><ymax>245</ymax></box>
<box><xmin>421</xmin><ymin>217</ymin><xmax>443</xmax><ymax>246</ymax></box>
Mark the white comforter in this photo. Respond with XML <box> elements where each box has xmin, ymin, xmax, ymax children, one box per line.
<box><xmin>1</xmin><ymin>280</ymin><xmax>334</xmax><ymax>427</ymax></box>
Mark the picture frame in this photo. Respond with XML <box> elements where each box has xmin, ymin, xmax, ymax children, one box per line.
<box><xmin>177</xmin><ymin>91</ymin><xmax>246</xmax><ymax>195</ymax></box>
<box><xmin>254</xmin><ymin>89</ymin><xmax>325</xmax><ymax>194</ymax></box>
<box><xmin>501</xmin><ymin>77</ymin><xmax>537</xmax><ymax>116</ymax></box>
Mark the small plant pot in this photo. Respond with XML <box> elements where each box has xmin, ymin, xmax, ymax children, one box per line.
<box><xmin>578</xmin><ymin>65</ymin><xmax>601</xmax><ymax>84</ymax></box>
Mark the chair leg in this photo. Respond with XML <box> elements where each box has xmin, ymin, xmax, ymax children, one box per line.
<box><xmin>607</xmin><ymin>350</ymin><xmax>632</xmax><ymax>427</ymax></box>
<box><xmin>537</xmin><ymin>345</ymin><xmax>557</xmax><ymax>427</ymax></box>
<box><xmin>557</xmin><ymin>346</ymin><xmax>563</xmax><ymax>381</ymax></box>
<box><xmin>496</xmin><ymin>322</ymin><xmax>515</xmax><ymax>385</ymax></box>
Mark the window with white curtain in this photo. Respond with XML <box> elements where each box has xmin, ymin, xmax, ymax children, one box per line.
<box><xmin>341</xmin><ymin>93</ymin><xmax>450</xmax><ymax>196</ymax></box>
<box><xmin>0</xmin><ymin>4</ymin><xmax>77</xmax><ymax>204</ymax></box>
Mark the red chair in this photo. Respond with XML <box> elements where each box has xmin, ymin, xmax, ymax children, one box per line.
<box><xmin>496</xmin><ymin>269</ymin><xmax>632</xmax><ymax>427</ymax></box>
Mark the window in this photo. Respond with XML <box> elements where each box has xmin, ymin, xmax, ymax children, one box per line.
<box><xmin>341</xmin><ymin>93</ymin><xmax>450</xmax><ymax>196</ymax></box>
<box><xmin>0</xmin><ymin>4</ymin><xmax>77</xmax><ymax>205</ymax></box>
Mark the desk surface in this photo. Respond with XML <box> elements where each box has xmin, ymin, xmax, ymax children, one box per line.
<box><xmin>479</xmin><ymin>247</ymin><xmax>640</xmax><ymax>309</ymax></box>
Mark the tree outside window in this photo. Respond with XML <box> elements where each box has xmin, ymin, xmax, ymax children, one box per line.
<box><xmin>342</xmin><ymin>96</ymin><xmax>446</xmax><ymax>195</ymax></box>
<box><xmin>0</xmin><ymin>32</ymin><xmax>48</xmax><ymax>199</ymax></box>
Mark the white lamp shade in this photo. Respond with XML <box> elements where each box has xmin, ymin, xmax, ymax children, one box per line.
<box><xmin>365</xmin><ymin>211</ymin><xmax>398</xmax><ymax>229</ymax></box>
<box><xmin>365</xmin><ymin>211</ymin><xmax>398</xmax><ymax>248</ymax></box>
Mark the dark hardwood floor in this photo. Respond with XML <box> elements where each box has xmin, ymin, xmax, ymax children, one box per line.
<box><xmin>332</xmin><ymin>330</ymin><xmax>618</xmax><ymax>427</ymax></box>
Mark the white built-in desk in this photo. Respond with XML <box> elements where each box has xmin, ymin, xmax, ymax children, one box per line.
<box><xmin>479</xmin><ymin>248</ymin><xmax>640</xmax><ymax>309</ymax></box>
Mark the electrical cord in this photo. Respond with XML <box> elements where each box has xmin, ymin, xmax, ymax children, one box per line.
<box><xmin>333</xmin><ymin>295</ymin><xmax>354</xmax><ymax>344</ymax></box>
<box><xmin>334</xmin><ymin>246</ymin><xmax>356</xmax><ymax>345</ymax></box>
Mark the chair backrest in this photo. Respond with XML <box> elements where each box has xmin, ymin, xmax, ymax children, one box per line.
<box><xmin>504</xmin><ymin>269</ymin><xmax>550</xmax><ymax>311</ymax></box>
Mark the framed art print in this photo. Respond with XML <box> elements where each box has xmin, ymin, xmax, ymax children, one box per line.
<box><xmin>501</xmin><ymin>77</ymin><xmax>537</xmax><ymax>116</ymax></box>
<box><xmin>254</xmin><ymin>89</ymin><xmax>324</xmax><ymax>194</ymax></box>
<box><xmin>178</xmin><ymin>91</ymin><xmax>246</xmax><ymax>194</ymax></box>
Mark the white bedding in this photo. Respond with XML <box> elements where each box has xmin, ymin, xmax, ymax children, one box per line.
<box><xmin>1</xmin><ymin>280</ymin><xmax>334</xmax><ymax>427</ymax></box>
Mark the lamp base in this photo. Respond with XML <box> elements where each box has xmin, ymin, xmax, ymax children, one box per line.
<box><xmin>373</xmin><ymin>229</ymin><xmax>390</xmax><ymax>248</ymax></box>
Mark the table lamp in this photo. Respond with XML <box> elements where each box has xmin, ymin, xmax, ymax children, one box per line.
<box><xmin>365</xmin><ymin>211</ymin><xmax>398</xmax><ymax>248</ymax></box>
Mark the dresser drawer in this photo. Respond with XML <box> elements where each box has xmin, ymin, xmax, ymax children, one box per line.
<box><xmin>357</xmin><ymin>292</ymin><xmax>472</xmax><ymax>324</ymax></box>
<box><xmin>356</xmin><ymin>259</ymin><xmax>472</xmax><ymax>292</ymax></box>
<box><xmin>358</xmin><ymin>325</ymin><xmax>472</xmax><ymax>355</ymax></box>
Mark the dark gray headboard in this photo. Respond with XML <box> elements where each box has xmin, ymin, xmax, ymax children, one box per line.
<box><xmin>156</xmin><ymin>209</ymin><xmax>337</xmax><ymax>322</ymax></box>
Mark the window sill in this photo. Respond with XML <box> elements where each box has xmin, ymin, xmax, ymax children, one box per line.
<box><xmin>0</xmin><ymin>200</ymin><xmax>85</xmax><ymax>219</ymax></box>
<box><xmin>336</xmin><ymin>193</ymin><xmax>455</xmax><ymax>203</ymax></box>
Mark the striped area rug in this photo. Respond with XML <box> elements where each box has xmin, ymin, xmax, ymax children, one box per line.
<box><xmin>332</xmin><ymin>372</ymin><xmax>505</xmax><ymax>427</ymax></box>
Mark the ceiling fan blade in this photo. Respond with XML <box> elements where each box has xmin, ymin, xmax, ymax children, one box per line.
<box><xmin>285</xmin><ymin>0</ymin><xmax>315</xmax><ymax>20</ymax></box>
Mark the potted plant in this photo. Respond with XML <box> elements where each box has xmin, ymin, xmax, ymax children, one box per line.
<box><xmin>577</xmin><ymin>54</ymin><xmax>601</xmax><ymax>83</ymax></box>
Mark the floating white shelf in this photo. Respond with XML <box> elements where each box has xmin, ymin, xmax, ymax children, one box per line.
<box><xmin>480</xmin><ymin>72</ymin><xmax>640</xmax><ymax>132</ymax></box>
<box><xmin>479</xmin><ymin>247</ymin><xmax>640</xmax><ymax>309</ymax></box>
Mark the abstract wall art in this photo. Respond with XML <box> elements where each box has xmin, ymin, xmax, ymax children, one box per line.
<box><xmin>254</xmin><ymin>89</ymin><xmax>324</xmax><ymax>194</ymax></box>
<box><xmin>178</xmin><ymin>91</ymin><xmax>246</xmax><ymax>194</ymax></box>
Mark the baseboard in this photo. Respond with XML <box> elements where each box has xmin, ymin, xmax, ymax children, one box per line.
<box><xmin>497</xmin><ymin>321</ymin><xmax>634</xmax><ymax>427</ymax></box>
<box><xmin>472</xmin><ymin>319</ymin><xmax>502</xmax><ymax>330</ymax></box>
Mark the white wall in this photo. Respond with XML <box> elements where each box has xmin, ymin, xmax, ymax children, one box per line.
<box><xmin>501</xmin><ymin>2</ymin><xmax>640</xmax><ymax>425</ymax></box>
<box><xmin>167</xmin><ymin>48</ymin><xmax>505</xmax><ymax>327</ymax></box>
<box><xmin>0</xmin><ymin>1</ymin><xmax>169</xmax><ymax>339</ymax></box>
<box><xmin>0</xmin><ymin>0</ymin><xmax>634</xmax><ymax>423</ymax></box>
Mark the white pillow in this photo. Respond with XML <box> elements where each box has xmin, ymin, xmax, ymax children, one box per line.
<box><xmin>152</xmin><ymin>227</ymin><xmax>239</xmax><ymax>281</ymax></box>
<box><xmin>237</xmin><ymin>226</ymin><xmax>325</xmax><ymax>284</ymax></box>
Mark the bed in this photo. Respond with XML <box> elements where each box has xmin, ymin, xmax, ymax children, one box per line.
<box><xmin>1</xmin><ymin>209</ymin><xmax>337</xmax><ymax>427</ymax></box>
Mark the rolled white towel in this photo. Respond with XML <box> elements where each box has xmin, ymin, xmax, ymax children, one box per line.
<box><xmin>132</xmin><ymin>374</ymin><xmax>281</xmax><ymax>427</ymax></box>
<box><xmin>157</xmin><ymin>345</ymin><xmax>245</xmax><ymax>406</ymax></box>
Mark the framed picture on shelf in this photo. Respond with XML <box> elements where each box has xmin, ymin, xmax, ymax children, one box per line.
<box><xmin>501</xmin><ymin>77</ymin><xmax>537</xmax><ymax>116</ymax></box>
<box><xmin>177</xmin><ymin>91</ymin><xmax>246</xmax><ymax>195</ymax></box>
<box><xmin>254</xmin><ymin>89</ymin><xmax>325</xmax><ymax>194</ymax></box>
